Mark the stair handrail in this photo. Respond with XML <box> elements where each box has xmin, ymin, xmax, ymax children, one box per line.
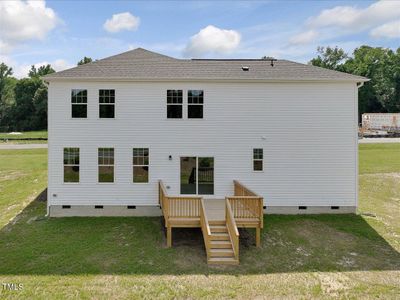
<box><xmin>225</xmin><ymin>197</ymin><xmax>239</xmax><ymax>261</ymax></box>
<box><xmin>200</xmin><ymin>198</ymin><xmax>212</xmax><ymax>259</ymax></box>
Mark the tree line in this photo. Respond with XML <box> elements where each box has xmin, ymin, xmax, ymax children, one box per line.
<box><xmin>0</xmin><ymin>46</ymin><xmax>399</xmax><ymax>132</ymax></box>
<box><xmin>0</xmin><ymin>57</ymin><xmax>92</xmax><ymax>132</ymax></box>
<box><xmin>309</xmin><ymin>45</ymin><xmax>400</xmax><ymax>119</ymax></box>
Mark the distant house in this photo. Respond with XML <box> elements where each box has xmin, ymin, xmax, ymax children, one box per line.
<box><xmin>44</xmin><ymin>48</ymin><xmax>367</xmax><ymax>264</ymax></box>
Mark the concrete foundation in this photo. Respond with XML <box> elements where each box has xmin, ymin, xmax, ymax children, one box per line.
<box><xmin>49</xmin><ymin>205</ymin><xmax>163</xmax><ymax>217</ymax></box>
<box><xmin>49</xmin><ymin>204</ymin><xmax>356</xmax><ymax>217</ymax></box>
<box><xmin>264</xmin><ymin>206</ymin><xmax>356</xmax><ymax>214</ymax></box>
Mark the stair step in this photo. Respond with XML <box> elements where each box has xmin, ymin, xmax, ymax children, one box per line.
<box><xmin>209</xmin><ymin>220</ymin><xmax>225</xmax><ymax>226</ymax></box>
<box><xmin>209</xmin><ymin>248</ymin><xmax>234</xmax><ymax>257</ymax></box>
<box><xmin>210</xmin><ymin>225</ymin><xmax>227</xmax><ymax>233</ymax></box>
<box><xmin>208</xmin><ymin>257</ymin><xmax>239</xmax><ymax>265</ymax></box>
<box><xmin>210</xmin><ymin>233</ymin><xmax>230</xmax><ymax>241</ymax></box>
<box><xmin>210</xmin><ymin>240</ymin><xmax>232</xmax><ymax>248</ymax></box>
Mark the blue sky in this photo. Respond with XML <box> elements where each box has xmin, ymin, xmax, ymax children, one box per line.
<box><xmin>1</xmin><ymin>0</ymin><xmax>399</xmax><ymax>77</ymax></box>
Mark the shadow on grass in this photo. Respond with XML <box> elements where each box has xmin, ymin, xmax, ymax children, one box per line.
<box><xmin>0</xmin><ymin>189</ymin><xmax>399</xmax><ymax>275</ymax></box>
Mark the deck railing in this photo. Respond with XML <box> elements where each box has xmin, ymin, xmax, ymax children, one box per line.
<box><xmin>225</xmin><ymin>198</ymin><xmax>239</xmax><ymax>261</ymax></box>
<box><xmin>200</xmin><ymin>199</ymin><xmax>212</xmax><ymax>259</ymax></box>
<box><xmin>159</xmin><ymin>180</ymin><xmax>201</xmax><ymax>223</ymax></box>
<box><xmin>229</xmin><ymin>180</ymin><xmax>264</xmax><ymax>228</ymax></box>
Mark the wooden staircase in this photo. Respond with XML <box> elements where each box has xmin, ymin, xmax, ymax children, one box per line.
<box><xmin>208</xmin><ymin>221</ymin><xmax>238</xmax><ymax>265</ymax></box>
<box><xmin>159</xmin><ymin>180</ymin><xmax>263</xmax><ymax>265</ymax></box>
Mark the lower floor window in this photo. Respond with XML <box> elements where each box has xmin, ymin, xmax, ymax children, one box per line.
<box><xmin>253</xmin><ymin>148</ymin><xmax>263</xmax><ymax>171</ymax></box>
<box><xmin>64</xmin><ymin>147</ymin><xmax>79</xmax><ymax>183</ymax></box>
<box><xmin>133</xmin><ymin>148</ymin><xmax>149</xmax><ymax>183</ymax></box>
<box><xmin>98</xmin><ymin>148</ymin><xmax>114</xmax><ymax>182</ymax></box>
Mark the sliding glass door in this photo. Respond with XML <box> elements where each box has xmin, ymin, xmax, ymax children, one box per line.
<box><xmin>180</xmin><ymin>157</ymin><xmax>214</xmax><ymax>195</ymax></box>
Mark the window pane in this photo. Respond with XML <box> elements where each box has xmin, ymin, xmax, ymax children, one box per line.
<box><xmin>99</xmin><ymin>104</ymin><xmax>115</xmax><ymax>118</ymax></box>
<box><xmin>167</xmin><ymin>105</ymin><xmax>182</xmax><ymax>118</ymax></box>
<box><xmin>64</xmin><ymin>166</ymin><xmax>79</xmax><ymax>183</ymax></box>
<box><xmin>167</xmin><ymin>90</ymin><xmax>182</xmax><ymax>104</ymax></box>
<box><xmin>64</xmin><ymin>148</ymin><xmax>79</xmax><ymax>165</ymax></box>
<box><xmin>254</xmin><ymin>160</ymin><xmax>263</xmax><ymax>171</ymax></box>
<box><xmin>71</xmin><ymin>89</ymin><xmax>87</xmax><ymax>104</ymax></box>
<box><xmin>198</xmin><ymin>157</ymin><xmax>214</xmax><ymax>195</ymax></box>
<box><xmin>188</xmin><ymin>105</ymin><xmax>203</xmax><ymax>119</ymax></box>
<box><xmin>180</xmin><ymin>157</ymin><xmax>196</xmax><ymax>194</ymax></box>
<box><xmin>72</xmin><ymin>104</ymin><xmax>87</xmax><ymax>118</ymax></box>
<box><xmin>253</xmin><ymin>149</ymin><xmax>263</xmax><ymax>159</ymax></box>
<box><xmin>133</xmin><ymin>166</ymin><xmax>149</xmax><ymax>183</ymax></box>
<box><xmin>188</xmin><ymin>90</ymin><xmax>204</xmax><ymax>104</ymax></box>
<box><xmin>98</xmin><ymin>148</ymin><xmax>114</xmax><ymax>165</ymax></box>
<box><xmin>99</xmin><ymin>166</ymin><xmax>114</xmax><ymax>182</ymax></box>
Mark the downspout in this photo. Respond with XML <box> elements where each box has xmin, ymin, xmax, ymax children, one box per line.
<box><xmin>357</xmin><ymin>82</ymin><xmax>364</xmax><ymax>88</ymax></box>
<box><xmin>44</xmin><ymin>79</ymin><xmax>50</xmax><ymax>217</ymax></box>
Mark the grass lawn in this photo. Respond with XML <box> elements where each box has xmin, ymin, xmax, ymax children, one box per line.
<box><xmin>0</xmin><ymin>131</ymin><xmax>47</xmax><ymax>144</ymax></box>
<box><xmin>0</xmin><ymin>145</ymin><xmax>399</xmax><ymax>299</ymax></box>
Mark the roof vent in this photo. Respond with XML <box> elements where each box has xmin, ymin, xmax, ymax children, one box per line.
<box><xmin>242</xmin><ymin>66</ymin><xmax>249</xmax><ymax>71</ymax></box>
<box><xmin>262</xmin><ymin>56</ymin><xmax>277</xmax><ymax>67</ymax></box>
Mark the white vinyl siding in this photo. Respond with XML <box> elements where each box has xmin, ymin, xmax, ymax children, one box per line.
<box><xmin>48</xmin><ymin>81</ymin><xmax>357</xmax><ymax>208</ymax></box>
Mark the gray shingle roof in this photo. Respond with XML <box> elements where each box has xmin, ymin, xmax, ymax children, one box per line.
<box><xmin>44</xmin><ymin>48</ymin><xmax>368</xmax><ymax>82</ymax></box>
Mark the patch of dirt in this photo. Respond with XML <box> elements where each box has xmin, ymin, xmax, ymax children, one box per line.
<box><xmin>336</xmin><ymin>256</ymin><xmax>356</xmax><ymax>268</ymax></box>
<box><xmin>295</xmin><ymin>220</ymin><xmax>357</xmax><ymax>247</ymax></box>
<box><xmin>316</xmin><ymin>272</ymin><xmax>352</xmax><ymax>297</ymax></box>
<box><xmin>0</xmin><ymin>170</ymin><xmax>26</xmax><ymax>182</ymax></box>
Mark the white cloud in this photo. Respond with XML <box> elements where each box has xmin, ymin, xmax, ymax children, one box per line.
<box><xmin>104</xmin><ymin>12</ymin><xmax>140</xmax><ymax>33</ymax></box>
<box><xmin>0</xmin><ymin>0</ymin><xmax>59</xmax><ymax>53</ymax></box>
<box><xmin>307</xmin><ymin>1</ymin><xmax>400</xmax><ymax>32</ymax></box>
<box><xmin>290</xmin><ymin>1</ymin><xmax>400</xmax><ymax>45</ymax></box>
<box><xmin>289</xmin><ymin>30</ymin><xmax>318</xmax><ymax>45</ymax></box>
<box><xmin>370</xmin><ymin>20</ymin><xmax>400</xmax><ymax>39</ymax></box>
<box><xmin>184</xmin><ymin>25</ymin><xmax>241</xmax><ymax>57</ymax></box>
<box><xmin>13</xmin><ymin>59</ymin><xmax>74</xmax><ymax>79</ymax></box>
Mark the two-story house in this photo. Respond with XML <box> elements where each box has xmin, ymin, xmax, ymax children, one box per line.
<box><xmin>44</xmin><ymin>48</ymin><xmax>367</xmax><ymax>263</ymax></box>
<box><xmin>44</xmin><ymin>47</ymin><xmax>368</xmax><ymax>217</ymax></box>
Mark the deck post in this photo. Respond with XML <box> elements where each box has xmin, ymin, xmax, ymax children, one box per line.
<box><xmin>167</xmin><ymin>226</ymin><xmax>172</xmax><ymax>247</ymax></box>
<box><xmin>256</xmin><ymin>227</ymin><xmax>261</xmax><ymax>247</ymax></box>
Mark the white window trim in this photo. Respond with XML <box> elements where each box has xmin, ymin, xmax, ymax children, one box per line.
<box><xmin>99</xmin><ymin>89</ymin><xmax>116</xmax><ymax>119</ymax></box>
<box><xmin>71</xmin><ymin>89</ymin><xmax>88</xmax><ymax>119</ymax></box>
<box><xmin>253</xmin><ymin>148</ymin><xmax>264</xmax><ymax>172</ymax></box>
<box><xmin>166</xmin><ymin>89</ymin><xmax>205</xmax><ymax>120</ymax></box>
<box><xmin>132</xmin><ymin>148</ymin><xmax>150</xmax><ymax>184</ymax></box>
<box><xmin>187</xmin><ymin>90</ymin><xmax>204</xmax><ymax>119</ymax></box>
<box><xmin>98</xmin><ymin>148</ymin><xmax>115</xmax><ymax>184</ymax></box>
<box><xmin>63</xmin><ymin>147</ymin><xmax>80</xmax><ymax>184</ymax></box>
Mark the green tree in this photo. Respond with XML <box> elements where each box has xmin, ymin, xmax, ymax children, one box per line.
<box><xmin>343</xmin><ymin>46</ymin><xmax>400</xmax><ymax>115</ymax></box>
<box><xmin>77</xmin><ymin>57</ymin><xmax>93</xmax><ymax>65</ymax></box>
<box><xmin>11</xmin><ymin>78</ymin><xmax>43</xmax><ymax>130</ymax></box>
<box><xmin>309</xmin><ymin>46</ymin><xmax>348</xmax><ymax>71</ymax></box>
<box><xmin>0</xmin><ymin>63</ymin><xmax>16</xmax><ymax>130</ymax></box>
<box><xmin>28</xmin><ymin>64</ymin><xmax>55</xmax><ymax>78</ymax></box>
<box><xmin>32</xmin><ymin>83</ymin><xmax>48</xmax><ymax>129</ymax></box>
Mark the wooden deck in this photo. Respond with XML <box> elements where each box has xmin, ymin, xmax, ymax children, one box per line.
<box><xmin>159</xmin><ymin>180</ymin><xmax>263</xmax><ymax>265</ymax></box>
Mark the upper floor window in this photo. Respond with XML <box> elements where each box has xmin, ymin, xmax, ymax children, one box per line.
<box><xmin>64</xmin><ymin>147</ymin><xmax>79</xmax><ymax>182</ymax></box>
<box><xmin>167</xmin><ymin>90</ymin><xmax>183</xmax><ymax>118</ymax></box>
<box><xmin>253</xmin><ymin>148</ymin><xmax>263</xmax><ymax>171</ymax></box>
<box><xmin>71</xmin><ymin>89</ymin><xmax>87</xmax><ymax>118</ymax></box>
<box><xmin>98</xmin><ymin>148</ymin><xmax>114</xmax><ymax>182</ymax></box>
<box><xmin>188</xmin><ymin>90</ymin><xmax>203</xmax><ymax>119</ymax></box>
<box><xmin>133</xmin><ymin>148</ymin><xmax>149</xmax><ymax>183</ymax></box>
<box><xmin>99</xmin><ymin>89</ymin><xmax>115</xmax><ymax>118</ymax></box>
